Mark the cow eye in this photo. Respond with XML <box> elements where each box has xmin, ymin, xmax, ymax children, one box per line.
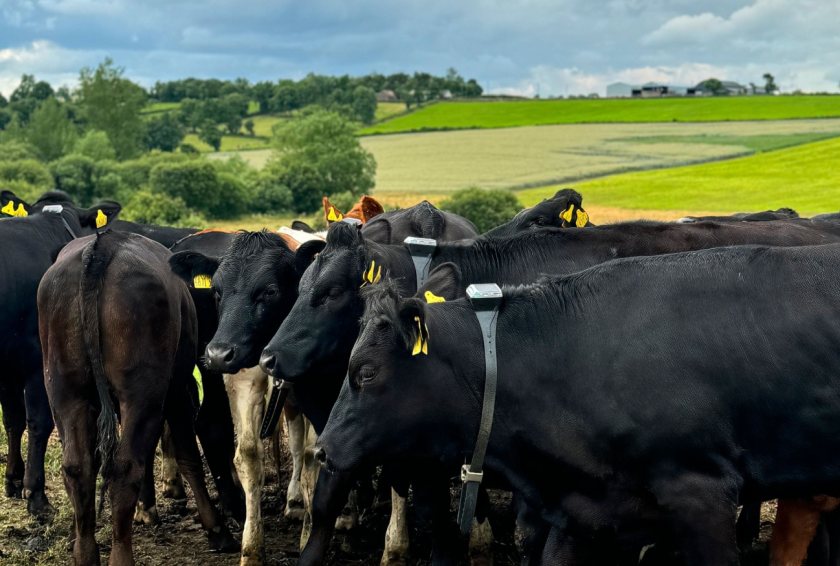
<box><xmin>328</xmin><ymin>287</ymin><xmax>343</xmax><ymax>299</ymax></box>
<box><xmin>357</xmin><ymin>365</ymin><xmax>377</xmax><ymax>385</ymax></box>
<box><xmin>263</xmin><ymin>286</ymin><xmax>278</xmax><ymax>299</ymax></box>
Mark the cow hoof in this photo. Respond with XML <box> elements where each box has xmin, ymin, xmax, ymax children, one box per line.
<box><xmin>26</xmin><ymin>491</ymin><xmax>55</xmax><ymax>520</ymax></box>
<box><xmin>380</xmin><ymin>550</ymin><xmax>409</xmax><ymax>565</ymax></box>
<box><xmin>4</xmin><ymin>478</ymin><xmax>22</xmax><ymax>499</ymax></box>
<box><xmin>239</xmin><ymin>548</ymin><xmax>266</xmax><ymax>566</ymax></box>
<box><xmin>134</xmin><ymin>503</ymin><xmax>161</xmax><ymax>526</ymax></box>
<box><xmin>284</xmin><ymin>499</ymin><xmax>305</xmax><ymax>521</ymax></box>
<box><xmin>163</xmin><ymin>479</ymin><xmax>187</xmax><ymax>500</ymax></box>
<box><xmin>334</xmin><ymin>513</ymin><xmax>358</xmax><ymax>531</ymax></box>
<box><xmin>208</xmin><ymin>525</ymin><xmax>240</xmax><ymax>554</ymax></box>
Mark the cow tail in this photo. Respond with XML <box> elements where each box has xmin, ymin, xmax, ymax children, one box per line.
<box><xmin>79</xmin><ymin>232</ymin><xmax>119</xmax><ymax>512</ymax></box>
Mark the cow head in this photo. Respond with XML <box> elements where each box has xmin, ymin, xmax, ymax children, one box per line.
<box><xmin>171</xmin><ymin>230</ymin><xmax>304</xmax><ymax>373</ymax></box>
<box><xmin>323</xmin><ymin>195</ymin><xmax>385</xmax><ymax>225</ymax></box>
<box><xmin>316</xmin><ymin>266</ymin><xmax>479</xmax><ymax>473</ymax></box>
<box><xmin>484</xmin><ymin>188</ymin><xmax>591</xmax><ymax>238</ymax></box>
<box><xmin>260</xmin><ymin>221</ymin><xmax>365</xmax><ymax>380</ymax></box>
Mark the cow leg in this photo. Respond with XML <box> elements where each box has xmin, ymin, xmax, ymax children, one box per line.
<box><xmin>513</xmin><ymin>496</ymin><xmax>550</xmax><ymax>566</ymax></box>
<box><xmin>283</xmin><ymin>402</ymin><xmax>305</xmax><ymax>520</ymax></box>
<box><xmin>411</xmin><ymin>469</ymin><xmax>462</xmax><ymax>565</ymax></box>
<box><xmin>469</xmin><ymin>487</ymin><xmax>494</xmax><ymax>566</ymax></box>
<box><xmin>299</xmin><ymin>421</ymin><xmax>320</xmax><ymax>549</ymax></box>
<box><xmin>197</xmin><ymin>369</ymin><xmax>244</xmax><ymax>521</ymax></box>
<box><xmin>381</xmin><ymin>488</ymin><xmax>410</xmax><ymax>565</ymax></box>
<box><xmin>58</xmin><ymin>402</ymin><xmax>100</xmax><ymax>566</ymax></box>
<box><xmin>298</xmin><ymin>467</ymin><xmax>356</xmax><ymax>566</ymax></box>
<box><xmin>655</xmin><ymin>476</ymin><xmax>739</xmax><ymax>566</ymax></box>
<box><xmin>0</xmin><ymin>385</ymin><xmax>26</xmax><ymax>498</ymax></box>
<box><xmin>736</xmin><ymin>501</ymin><xmax>762</xmax><ymax>548</ymax></box>
<box><xmin>224</xmin><ymin>368</ymin><xmax>267</xmax><ymax>565</ymax></box>
<box><xmin>134</xmin><ymin>443</ymin><xmax>160</xmax><ymax>526</ymax></box>
<box><xmin>166</xmin><ymin>376</ymin><xmax>238</xmax><ymax>555</ymax></box>
<box><xmin>23</xmin><ymin>369</ymin><xmax>55</xmax><ymax>518</ymax></box>
<box><xmin>109</xmin><ymin>402</ymin><xmax>164</xmax><ymax>566</ymax></box>
<box><xmin>159</xmin><ymin>423</ymin><xmax>186</xmax><ymax>500</ymax></box>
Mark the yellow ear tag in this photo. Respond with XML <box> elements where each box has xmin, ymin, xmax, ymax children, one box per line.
<box><xmin>14</xmin><ymin>203</ymin><xmax>28</xmax><ymax>217</ymax></box>
<box><xmin>193</xmin><ymin>274</ymin><xmax>212</xmax><ymax>289</ymax></box>
<box><xmin>95</xmin><ymin>209</ymin><xmax>108</xmax><ymax>229</ymax></box>
<box><xmin>575</xmin><ymin>210</ymin><xmax>589</xmax><ymax>228</ymax></box>
<box><xmin>327</xmin><ymin>207</ymin><xmax>343</xmax><ymax>222</ymax></box>
<box><xmin>411</xmin><ymin>316</ymin><xmax>429</xmax><ymax>356</ymax></box>
<box><xmin>560</xmin><ymin>204</ymin><xmax>575</xmax><ymax>225</ymax></box>
<box><xmin>424</xmin><ymin>290</ymin><xmax>446</xmax><ymax>304</ymax></box>
<box><xmin>1</xmin><ymin>201</ymin><xmax>14</xmax><ymax>216</ymax></box>
<box><xmin>361</xmin><ymin>260</ymin><xmax>383</xmax><ymax>286</ymax></box>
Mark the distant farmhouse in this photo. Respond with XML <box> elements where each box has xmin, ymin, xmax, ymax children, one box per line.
<box><xmin>607</xmin><ymin>80</ymin><xmax>751</xmax><ymax>98</ymax></box>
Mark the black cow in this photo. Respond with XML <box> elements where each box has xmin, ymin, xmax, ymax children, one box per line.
<box><xmin>38</xmin><ymin>231</ymin><xmax>237</xmax><ymax>564</ymax></box>
<box><xmin>0</xmin><ymin>199</ymin><xmax>121</xmax><ymax>516</ymax></box>
<box><xmin>483</xmin><ymin>188</ymin><xmax>592</xmax><ymax>238</ymax></box>
<box><xmin>319</xmin><ymin>244</ymin><xmax>840</xmax><ymax>566</ymax></box>
<box><xmin>360</xmin><ymin>200</ymin><xmax>478</xmax><ymax>243</ymax></box>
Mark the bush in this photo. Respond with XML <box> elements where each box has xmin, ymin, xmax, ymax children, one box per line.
<box><xmin>250</xmin><ymin>172</ymin><xmax>293</xmax><ymax>214</ymax></box>
<box><xmin>121</xmin><ymin>189</ymin><xmax>206</xmax><ymax>228</ymax></box>
<box><xmin>274</xmin><ymin>162</ymin><xmax>323</xmax><ymax>213</ymax></box>
<box><xmin>149</xmin><ymin>160</ymin><xmax>243</xmax><ymax>218</ymax></box>
<box><xmin>0</xmin><ymin>159</ymin><xmax>53</xmax><ymax>195</ymax></box>
<box><xmin>0</xmin><ymin>140</ymin><xmax>41</xmax><ymax>162</ymax></box>
<box><xmin>50</xmin><ymin>155</ymin><xmax>128</xmax><ymax>205</ymax></box>
<box><xmin>114</xmin><ymin>152</ymin><xmax>192</xmax><ymax>190</ymax></box>
<box><xmin>440</xmin><ymin>187</ymin><xmax>523</xmax><ymax>233</ymax></box>
<box><xmin>74</xmin><ymin>130</ymin><xmax>117</xmax><ymax>161</ymax></box>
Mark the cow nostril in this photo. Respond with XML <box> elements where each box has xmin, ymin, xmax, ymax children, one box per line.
<box><xmin>259</xmin><ymin>351</ymin><xmax>277</xmax><ymax>375</ymax></box>
<box><xmin>314</xmin><ymin>447</ymin><xmax>326</xmax><ymax>465</ymax></box>
<box><xmin>222</xmin><ymin>348</ymin><xmax>235</xmax><ymax>363</ymax></box>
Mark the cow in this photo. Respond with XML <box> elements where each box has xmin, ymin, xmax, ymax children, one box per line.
<box><xmin>323</xmin><ymin>195</ymin><xmax>385</xmax><ymax>224</ymax></box>
<box><xmin>360</xmin><ymin>200</ymin><xmax>478</xmax><ymax>243</ymax></box>
<box><xmin>38</xmin><ymin>230</ymin><xmax>237</xmax><ymax>565</ymax></box>
<box><xmin>317</xmin><ymin>242</ymin><xmax>840</xmax><ymax>566</ymax></box>
<box><xmin>483</xmin><ymin>188</ymin><xmax>592</xmax><ymax>238</ymax></box>
<box><xmin>0</xmin><ymin>198</ymin><xmax>121</xmax><ymax>517</ymax></box>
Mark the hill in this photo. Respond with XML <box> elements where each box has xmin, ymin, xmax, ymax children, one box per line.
<box><xmin>360</xmin><ymin>96</ymin><xmax>840</xmax><ymax>134</ymax></box>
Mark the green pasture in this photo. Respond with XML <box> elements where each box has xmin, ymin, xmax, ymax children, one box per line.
<box><xmin>520</xmin><ymin>136</ymin><xmax>840</xmax><ymax>216</ymax></box>
<box><xmin>360</xmin><ymin>96</ymin><xmax>840</xmax><ymax>134</ymax></box>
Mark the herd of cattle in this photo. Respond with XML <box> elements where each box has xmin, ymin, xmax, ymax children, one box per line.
<box><xmin>3</xmin><ymin>186</ymin><xmax>840</xmax><ymax>565</ymax></box>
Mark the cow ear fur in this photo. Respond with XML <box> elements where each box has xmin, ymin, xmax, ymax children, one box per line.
<box><xmin>295</xmin><ymin>240</ymin><xmax>326</xmax><ymax>275</ymax></box>
<box><xmin>417</xmin><ymin>262</ymin><xmax>464</xmax><ymax>302</ymax></box>
<box><xmin>169</xmin><ymin>251</ymin><xmax>220</xmax><ymax>287</ymax></box>
<box><xmin>397</xmin><ymin>297</ymin><xmax>428</xmax><ymax>352</ymax></box>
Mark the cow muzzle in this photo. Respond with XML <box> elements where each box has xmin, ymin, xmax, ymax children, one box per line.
<box><xmin>205</xmin><ymin>343</ymin><xmax>237</xmax><ymax>372</ymax></box>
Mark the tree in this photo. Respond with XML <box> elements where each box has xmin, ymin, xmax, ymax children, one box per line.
<box><xmin>763</xmin><ymin>73</ymin><xmax>778</xmax><ymax>94</ymax></box>
<box><xmin>244</xmin><ymin>119</ymin><xmax>255</xmax><ymax>136</ymax></box>
<box><xmin>145</xmin><ymin>113</ymin><xmax>185</xmax><ymax>152</ymax></box>
<box><xmin>77</xmin><ymin>58</ymin><xmax>147</xmax><ymax>159</ymax></box>
<box><xmin>701</xmin><ymin>78</ymin><xmax>726</xmax><ymax>96</ymax></box>
<box><xmin>351</xmin><ymin>86</ymin><xmax>377</xmax><ymax>124</ymax></box>
<box><xmin>0</xmin><ymin>93</ymin><xmax>7</xmax><ymax>108</ymax></box>
<box><xmin>270</xmin><ymin>109</ymin><xmax>376</xmax><ymax>204</ymax></box>
<box><xmin>252</xmin><ymin>81</ymin><xmax>274</xmax><ymax>113</ymax></box>
<box><xmin>440</xmin><ymin>187</ymin><xmax>523</xmax><ymax>233</ymax></box>
<box><xmin>198</xmin><ymin>122</ymin><xmax>222</xmax><ymax>151</ymax></box>
<box><xmin>25</xmin><ymin>98</ymin><xmax>78</xmax><ymax>161</ymax></box>
<box><xmin>74</xmin><ymin>130</ymin><xmax>117</xmax><ymax>161</ymax></box>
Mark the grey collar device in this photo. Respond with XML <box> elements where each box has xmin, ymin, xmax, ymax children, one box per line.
<box><xmin>404</xmin><ymin>236</ymin><xmax>437</xmax><ymax>290</ymax></box>
<box><xmin>457</xmin><ymin>282</ymin><xmax>503</xmax><ymax>534</ymax></box>
<box><xmin>41</xmin><ymin>204</ymin><xmax>79</xmax><ymax>239</ymax></box>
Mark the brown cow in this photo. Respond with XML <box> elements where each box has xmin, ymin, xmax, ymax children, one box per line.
<box><xmin>38</xmin><ymin>230</ymin><xmax>237</xmax><ymax>565</ymax></box>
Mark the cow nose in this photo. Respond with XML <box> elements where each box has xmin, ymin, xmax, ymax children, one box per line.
<box><xmin>259</xmin><ymin>351</ymin><xmax>277</xmax><ymax>376</ymax></box>
<box><xmin>206</xmin><ymin>343</ymin><xmax>236</xmax><ymax>369</ymax></box>
<box><xmin>314</xmin><ymin>447</ymin><xmax>327</xmax><ymax>465</ymax></box>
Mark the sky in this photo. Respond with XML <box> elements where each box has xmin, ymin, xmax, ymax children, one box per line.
<box><xmin>1</xmin><ymin>0</ymin><xmax>838</xmax><ymax>97</ymax></box>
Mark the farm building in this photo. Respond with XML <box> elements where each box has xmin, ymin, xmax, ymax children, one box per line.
<box><xmin>606</xmin><ymin>82</ymin><xmax>692</xmax><ymax>98</ymax></box>
<box><xmin>376</xmin><ymin>89</ymin><xmax>398</xmax><ymax>102</ymax></box>
<box><xmin>693</xmin><ymin>80</ymin><xmax>749</xmax><ymax>96</ymax></box>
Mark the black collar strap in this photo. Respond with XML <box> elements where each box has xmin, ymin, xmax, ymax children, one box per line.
<box><xmin>41</xmin><ymin>204</ymin><xmax>79</xmax><ymax>239</ymax></box>
<box><xmin>457</xmin><ymin>283</ymin><xmax>503</xmax><ymax>534</ymax></box>
<box><xmin>259</xmin><ymin>376</ymin><xmax>292</xmax><ymax>439</ymax></box>
<box><xmin>404</xmin><ymin>236</ymin><xmax>437</xmax><ymax>289</ymax></box>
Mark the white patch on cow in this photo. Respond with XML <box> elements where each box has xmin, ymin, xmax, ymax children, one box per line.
<box><xmin>278</xmin><ymin>226</ymin><xmax>326</xmax><ymax>244</ymax></box>
<box><xmin>284</xmin><ymin>409</ymin><xmax>305</xmax><ymax>520</ymax></box>
<box><xmin>380</xmin><ymin>489</ymin><xmax>410</xmax><ymax>565</ymax></box>
<box><xmin>224</xmin><ymin>366</ymin><xmax>268</xmax><ymax>566</ymax></box>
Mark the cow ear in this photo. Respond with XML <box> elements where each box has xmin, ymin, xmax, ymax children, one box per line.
<box><xmin>169</xmin><ymin>251</ymin><xmax>220</xmax><ymax>289</ymax></box>
<box><xmin>295</xmin><ymin>240</ymin><xmax>326</xmax><ymax>275</ymax></box>
<box><xmin>553</xmin><ymin>189</ymin><xmax>591</xmax><ymax>228</ymax></box>
<box><xmin>1</xmin><ymin>190</ymin><xmax>31</xmax><ymax>217</ymax></box>
<box><xmin>323</xmin><ymin>196</ymin><xmax>344</xmax><ymax>223</ymax></box>
<box><xmin>291</xmin><ymin>220</ymin><xmax>315</xmax><ymax>233</ymax></box>
<box><xmin>359</xmin><ymin>196</ymin><xmax>385</xmax><ymax>223</ymax></box>
<box><xmin>360</xmin><ymin>216</ymin><xmax>391</xmax><ymax>243</ymax></box>
<box><xmin>397</xmin><ymin>297</ymin><xmax>430</xmax><ymax>355</ymax></box>
<box><xmin>417</xmin><ymin>263</ymin><xmax>464</xmax><ymax>303</ymax></box>
<box><xmin>79</xmin><ymin>201</ymin><xmax>121</xmax><ymax>228</ymax></box>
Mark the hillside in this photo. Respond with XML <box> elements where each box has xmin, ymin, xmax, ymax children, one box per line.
<box><xmin>360</xmin><ymin>95</ymin><xmax>840</xmax><ymax>134</ymax></box>
<box><xmin>518</xmin><ymin>136</ymin><xmax>840</xmax><ymax>216</ymax></box>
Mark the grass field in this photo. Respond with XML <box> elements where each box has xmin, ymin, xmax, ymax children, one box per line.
<box><xmin>360</xmin><ymin>96</ymin><xmax>840</xmax><ymax>134</ymax></box>
<box><xmin>519</xmin><ymin>136</ymin><xmax>840</xmax><ymax>216</ymax></box>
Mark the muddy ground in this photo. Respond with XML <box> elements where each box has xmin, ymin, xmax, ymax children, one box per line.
<box><xmin>0</xmin><ymin>430</ymin><xmax>776</xmax><ymax>565</ymax></box>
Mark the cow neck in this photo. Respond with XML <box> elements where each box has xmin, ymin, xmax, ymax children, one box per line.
<box><xmin>457</xmin><ymin>284</ymin><xmax>503</xmax><ymax>535</ymax></box>
<box><xmin>365</xmin><ymin>241</ymin><xmax>419</xmax><ymax>293</ymax></box>
<box><xmin>42</xmin><ymin>208</ymin><xmax>80</xmax><ymax>240</ymax></box>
